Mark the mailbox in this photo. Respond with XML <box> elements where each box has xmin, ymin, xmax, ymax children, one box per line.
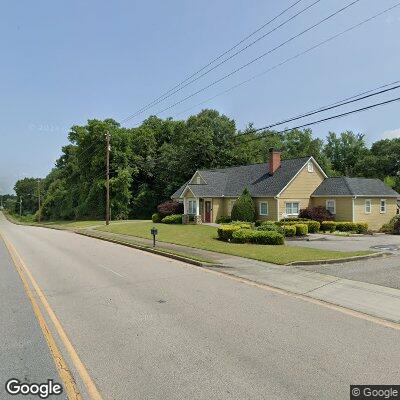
<box><xmin>151</xmin><ymin>227</ymin><xmax>158</xmax><ymax>247</ymax></box>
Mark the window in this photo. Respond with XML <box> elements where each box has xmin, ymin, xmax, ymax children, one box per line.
<box><xmin>307</xmin><ymin>161</ymin><xmax>314</xmax><ymax>173</ymax></box>
<box><xmin>365</xmin><ymin>199</ymin><xmax>371</xmax><ymax>214</ymax></box>
<box><xmin>196</xmin><ymin>176</ymin><xmax>201</xmax><ymax>184</ymax></box>
<box><xmin>285</xmin><ymin>202</ymin><xmax>299</xmax><ymax>216</ymax></box>
<box><xmin>380</xmin><ymin>199</ymin><xmax>387</xmax><ymax>214</ymax></box>
<box><xmin>326</xmin><ymin>199</ymin><xmax>336</xmax><ymax>215</ymax></box>
<box><xmin>188</xmin><ymin>199</ymin><xmax>197</xmax><ymax>215</ymax></box>
<box><xmin>259</xmin><ymin>202</ymin><xmax>268</xmax><ymax>216</ymax></box>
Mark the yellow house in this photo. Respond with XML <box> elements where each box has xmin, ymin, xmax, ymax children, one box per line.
<box><xmin>171</xmin><ymin>149</ymin><xmax>399</xmax><ymax>230</ymax></box>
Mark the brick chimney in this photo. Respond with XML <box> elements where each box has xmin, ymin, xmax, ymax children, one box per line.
<box><xmin>269</xmin><ymin>148</ymin><xmax>281</xmax><ymax>175</ymax></box>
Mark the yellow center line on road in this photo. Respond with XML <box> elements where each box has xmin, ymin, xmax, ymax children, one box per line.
<box><xmin>0</xmin><ymin>232</ymin><xmax>103</xmax><ymax>400</ymax></box>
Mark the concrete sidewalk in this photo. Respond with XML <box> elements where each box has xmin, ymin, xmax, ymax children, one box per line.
<box><xmin>81</xmin><ymin>228</ymin><xmax>400</xmax><ymax>324</ymax></box>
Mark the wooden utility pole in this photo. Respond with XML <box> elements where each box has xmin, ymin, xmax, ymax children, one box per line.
<box><xmin>37</xmin><ymin>179</ymin><xmax>41</xmax><ymax>222</ymax></box>
<box><xmin>105</xmin><ymin>131</ymin><xmax>110</xmax><ymax>225</ymax></box>
<box><xmin>19</xmin><ymin>196</ymin><xmax>22</xmax><ymax>217</ymax></box>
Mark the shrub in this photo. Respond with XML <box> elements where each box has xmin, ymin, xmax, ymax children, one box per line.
<box><xmin>161</xmin><ymin>214</ymin><xmax>183</xmax><ymax>224</ymax></box>
<box><xmin>320</xmin><ymin>221</ymin><xmax>336</xmax><ymax>232</ymax></box>
<box><xmin>276</xmin><ymin>219</ymin><xmax>319</xmax><ymax>233</ymax></box>
<box><xmin>335</xmin><ymin>222</ymin><xmax>358</xmax><ymax>232</ymax></box>
<box><xmin>380</xmin><ymin>216</ymin><xmax>400</xmax><ymax>234</ymax></box>
<box><xmin>217</xmin><ymin>224</ymin><xmax>251</xmax><ymax>241</ymax></box>
<box><xmin>152</xmin><ymin>213</ymin><xmax>162</xmax><ymax>223</ymax></box>
<box><xmin>355</xmin><ymin>222</ymin><xmax>368</xmax><ymax>234</ymax></box>
<box><xmin>256</xmin><ymin>222</ymin><xmax>283</xmax><ymax>234</ymax></box>
<box><xmin>299</xmin><ymin>206</ymin><xmax>334</xmax><ymax>222</ymax></box>
<box><xmin>232</xmin><ymin>229</ymin><xmax>284</xmax><ymax>245</ymax></box>
<box><xmin>231</xmin><ymin>188</ymin><xmax>256</xmax><ymax>222</ymax></box>
<box><xmin>216</xmin><ymin>215</ymin><xmax>232</xmax><ymax>224</ymax></box>
<box><xmin>294</xmin><ymin>223</ymin><xmax>308</xmax><ymax>236</ymax></box>
<box><xmin>157</xmin><ymin>200</ymin><xmax>183</xmax><ymax>218</ymax></box>
<box><xmin>229</xmin><ymin>221</ymin><xmax>253</xmax><ymax>228</ymax></box>
<box><xmin>281</xmin><ymin>225</ymin><xmax>296</xmax><ymax>237</ymax></box>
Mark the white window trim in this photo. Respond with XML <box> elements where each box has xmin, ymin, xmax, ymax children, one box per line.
<box><xmin>259</xmin><ymin>201</ymin><xmax>269</xmax><ymax>216</ymax></box>
<box><xmin>285</xmin><ymin>201</ymin><xmax>300</xmax><ymax>216</ymax></box>
<box><xmin>326</xmin><ymin>199</ymin><xmax>336</xmax><ymax>215</ymax></box>
<box><xmin>307</xmin><ymin>161</ymin><xmax>314</xmax><ymax>173</ymax></box>
<box><xmin>365</xmin><ymin>199</ymin><xmax>372</xmax><ymax>214</ymax></box>
<box><xmin>380</xmin><ymin>199</ymin><xmax>387</xmax><ymax>214</ymax></box>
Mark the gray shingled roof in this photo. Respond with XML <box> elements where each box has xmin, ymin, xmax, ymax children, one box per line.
<box><xmin>312</xmin><ymin>177</ymin><xmax>400</xmax><ymax>197</ymax></box>
<box><xmin>171</xmin><ymin>157</ymin><xmax>312</xmax><ymax>198</ymax></box>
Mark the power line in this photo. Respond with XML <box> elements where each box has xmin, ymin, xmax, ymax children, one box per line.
<box><xmin>250</xmin><ymin>83</ymin><xmax>400</xmax><ymax>130</ymax></box>
<box><xmin>125</xmin><ymin>0</ymin><xmax>361</xmax><ymax>125</ymax></box>
<box><xmin>121</xmin><ymin>0</ymin><xmax>318</xmax><ymax>122</ymax></box>
<box><xmin>171</xmin><ymin>2</ymin><xmax>400</xmax><ymax>120</ymax></box>
<box><xmin>236</xmin><ymin>96</ymin><xmax>400</xmax><ymax>144</ymax></box>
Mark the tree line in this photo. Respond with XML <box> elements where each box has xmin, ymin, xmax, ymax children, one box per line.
<box><xmin>7</xmin><ymin>109</ymin><xmax>400</xmax><ymax>220</ymax></box>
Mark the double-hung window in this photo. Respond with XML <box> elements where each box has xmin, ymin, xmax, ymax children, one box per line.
<box><xmin>380</xmin><ymin>199</ymin><xmax>387</xmax><ymax>214</ymax></box>
<box><xmin>188</xmin><ymin>199</ymin><xmax>197</xmax><ymax>215</ymax></box>
<box><xmin>307</xmin><ymin>161</ymin><xmax>314</xmax><ymax>173</ymax></box>
<box><xmin>259</xmin><ymin>202</ymin><xmax>268</xmax><ymax>216</ymax></box>
<box><xmin>285</xmin><ymin>202</ymin><xmax>299</xmax><ymax>216</ymax></box>
<box><xmin>365</xmin><ymin>199</ymin><xmax>371</xmax><ymax>214</ymax></box>
<box><xmin>326</xmin><ymin>199</ymin><xmax>336</xmax><ymax>215</ymax></box>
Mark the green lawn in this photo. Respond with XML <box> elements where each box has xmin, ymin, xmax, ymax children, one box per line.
<box><xmin>96</xmin><ymin>221</ymin><xmax>371</xmax><ymax>265</ymax></box>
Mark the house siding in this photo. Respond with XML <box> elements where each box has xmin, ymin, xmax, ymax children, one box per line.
<box><xmin>353</xmin><ymin>197</ymin><xmax>397</xmax><ymax>230</ymax></box>
<box><xmin>311</xmin><ymin>197</ymin><xmax>353</xmax><ymax>221</ymax></box>
<box><xmin>254</xmin><ymin>198</ymin><xmax>278</xmax><ymax>221</ymax></box>
<box><xmin>278</xmin><ymin>160</ymin><xmax>325</xmax><ymax>219</ymax></box>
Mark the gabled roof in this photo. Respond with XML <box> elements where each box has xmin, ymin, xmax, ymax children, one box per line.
<box><xmin>171</xmin><ymin>156</ymin><xmax>313</xmax><ymax>198</ymax></box>
<box><xmin>312</xmin><ymin>177</ymin><xmax>400</xmax><ymax>197</ymax></box>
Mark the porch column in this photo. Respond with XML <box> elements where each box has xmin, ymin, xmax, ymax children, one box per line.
<box><xmin>196</xmin><ymin>198</ymin><xmax>200</xmax><ymax>215</ymax></box>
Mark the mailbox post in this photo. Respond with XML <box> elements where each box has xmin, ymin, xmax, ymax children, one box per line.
<box><xmin>151</xmin><ymin>227</ymin><xmax>158</xmax><ymax>247</ymax></box>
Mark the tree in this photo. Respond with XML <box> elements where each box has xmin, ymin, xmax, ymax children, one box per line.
<box><xmin>231</xmin><ymin>188</ymin><xmax>256</xmax><ymax>222</ymax></box>
<box><xmin>14</xmin><ymin>178</ymin><xmax>42</xmax><ymax>215</ymax></box>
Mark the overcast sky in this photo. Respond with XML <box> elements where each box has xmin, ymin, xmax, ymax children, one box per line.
<box><xmin>1</xmin><ymin>0</ymin><xmax>400</xmax><ymax>193</ymax></box>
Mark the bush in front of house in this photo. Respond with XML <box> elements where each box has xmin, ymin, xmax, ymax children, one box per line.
<box><xmin>157</xmin><ymin>200</ymin><xmax>183</xmax><ymax>218</ymax></box>
<box><xmin>161</xmin><ymin>214</ymin><xmax>183</xmax><ymax>224</ymax></box>
<box><xmin>216</xmin><ymin>215</ymin><xmax>232</xmax><ymax>224</ymax></box>
<box><xmin>299</xmin><ymin>206</ymin><xmax>334</xmax><ymax>222</ymax></box>
<box><xmin>355</xmin><ymin>222</ymin><xmax>368</xmax><ymax>234</ymax></box>
<box><xmin>232</xmin><ymin>229</ymin><xmax>284</xmax><ymax>245</ymax></box>
<box><xmin>276</xmin><ymin>219</ymin><xmax>319</xmax><ymax>233</ymax></box>
<box><xmin>320</xmin><ymin>221</ymin><xmax>336</xmax><ymax>232</ymax></box>
<box><xmin>281</xmin><ymin>225</ymin><xmax>296</xmax><ymax>237</ymax></box>
<box><xmin>294</xmin><ymin>223</ymin><xmax>308</xmax><ymax>236</ymax></box>
<box><xmin>256</xmin><ymin>222</ymin><xmax>284</xmax><ymax>234</ymax></box>
<box><xmin>231</xmin><ymin>188</ymin><xmax>256</xmax><ymax>222</ymax></box>
<box><xmin>335</xmin><ymin>221</ymin><xmax>369</xmax><ymax>233</ymax></box>
<box><xmin>152</xmin><ymin>213</ymin><xmax>162</xmax><ymax>223</ymax></box>
<box><xmin>217</xmin><ymin>224</ymin><xmax>251</xmax><ymax>241</ymax></box>
<box><xmin>380</xmin><ymin>216</ymin><xmax>400</xmax><ymax>234</ymax></box>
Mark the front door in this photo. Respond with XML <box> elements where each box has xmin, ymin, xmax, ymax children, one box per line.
<box><xmin>205</xmin><ymin>201</ymin><xmax>212</xmax><ymax>223</ymax></box>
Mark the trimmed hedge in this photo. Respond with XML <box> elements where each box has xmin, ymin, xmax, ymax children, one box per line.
<box><xmin>321</xmin><ymin>221</ymin><xmax>336</xmax><ymax>232</ymax></box>
<box><xmin>232</xmin><ymin>229</ymin><xmax>284</xmax><ymax>245</ymax></box>
<box><xmin>216</xmin><ymin>216</ymin><xmax>232</xmax><ymax>224</ymax></box>
<box><xmin>336</xmin><ymin>221</ymin><xmax>369</xmax><ymax>233</ymax></box>
<box><xmin>217</xmin><ymin>223</ymin><xmax>251</xmax><ymax>241</ymax></box>
<box><xmin>281</xmin><ymin>225</ymin><xmax>296</xmax><ymax>237</ymax></box>
<box><xmin>161</xmin><ymin>214</ymin><xmax>183</xmax><ymax>224</ymax></box>
<box><xmin>152</xmin><ymin>213</ymin><xmax>162</xmax><ymax>223</ymax></box>
<box><xmin>294</xmin><ymin>223</ymin><xmax>308</xmax><ymax>236</ymax></box>
<box><xmin>276</xmin><ymin>219</ymin><xmax>319</xmax><ymax>233</ymax></box>
<box><xmin>256</xmin><ymin>222</ymin><xmax>283</xmax><ymax>234</ymax></box>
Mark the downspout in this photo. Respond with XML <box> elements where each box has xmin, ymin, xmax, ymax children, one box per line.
<box><xmin>352</xmin><ymin>196</ymin><xmax>356</xmax><ymax>222</ymax></box>
<box><xmin>275</xmin><ymin>196</ymin><xmax>280</xmax><ymax>221</ymax></box>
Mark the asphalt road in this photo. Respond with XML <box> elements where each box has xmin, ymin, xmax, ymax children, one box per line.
<box><xmin>1</xmin><ymin>214</ymin><xmax>399</xmax><ymax>400</ymax></box>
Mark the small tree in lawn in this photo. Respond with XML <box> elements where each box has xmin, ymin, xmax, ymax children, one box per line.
<box><xmin>231</xmin><ymin>188</ymin><xmax>255</xmax><ymax>222</ymax></box>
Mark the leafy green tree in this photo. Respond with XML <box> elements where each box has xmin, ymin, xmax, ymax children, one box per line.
<box><xmin>231</xmin><ymin>188</ymin><xmax>256</xmax><ymax>222</ymax></box>
<box><xmin>14</xmin><ymin>178</ymin><xmax>42</xmax><ymax>215</ymax></box>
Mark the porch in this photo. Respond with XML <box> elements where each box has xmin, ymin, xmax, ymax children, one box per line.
<box><xmin>182</xmin><ymin>197</ymin><xmax>213</xmax><ymax>224</ymax></box>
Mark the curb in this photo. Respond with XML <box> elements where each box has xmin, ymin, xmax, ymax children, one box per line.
<box><xmin>287</xmin><ymin>251</ymin><xmax>391</xmax><ymax>266</ymax></box>
<box><xmin>75</xmin><ymin>230</ymin><xmax>218</xmax><ymax>268</ymax></box>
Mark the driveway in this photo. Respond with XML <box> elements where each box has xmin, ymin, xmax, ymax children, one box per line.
<box><xmin>289</xmin><ymin>233</ymin><xmax>400</xmax><ymax>290</ymax></box>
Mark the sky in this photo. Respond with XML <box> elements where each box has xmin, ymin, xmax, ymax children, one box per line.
<box><xmin>1</xmin><ymin>0</ymin><xmax>400</xmax><ymax>193</ymax></box>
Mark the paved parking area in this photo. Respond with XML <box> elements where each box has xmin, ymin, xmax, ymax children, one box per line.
<box><xmin>289</xmin><ymin>233</ymin><xmax>400</xmax><ymax>289</ymax></box>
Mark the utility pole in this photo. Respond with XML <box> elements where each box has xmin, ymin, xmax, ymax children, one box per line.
<box><xmin>19</xmin><ymin>196</ymin><xmax>22</xmax><ymax>217</ymax></box>
<box><xmin>105</xmin><ymin>131</ymin><xmax>110</xmax><ymax>226</ymax></box>
<box><xmin>37</xmin><ymin>179</ymin><xmax>41</xmax><ymax>222</ymax></box>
